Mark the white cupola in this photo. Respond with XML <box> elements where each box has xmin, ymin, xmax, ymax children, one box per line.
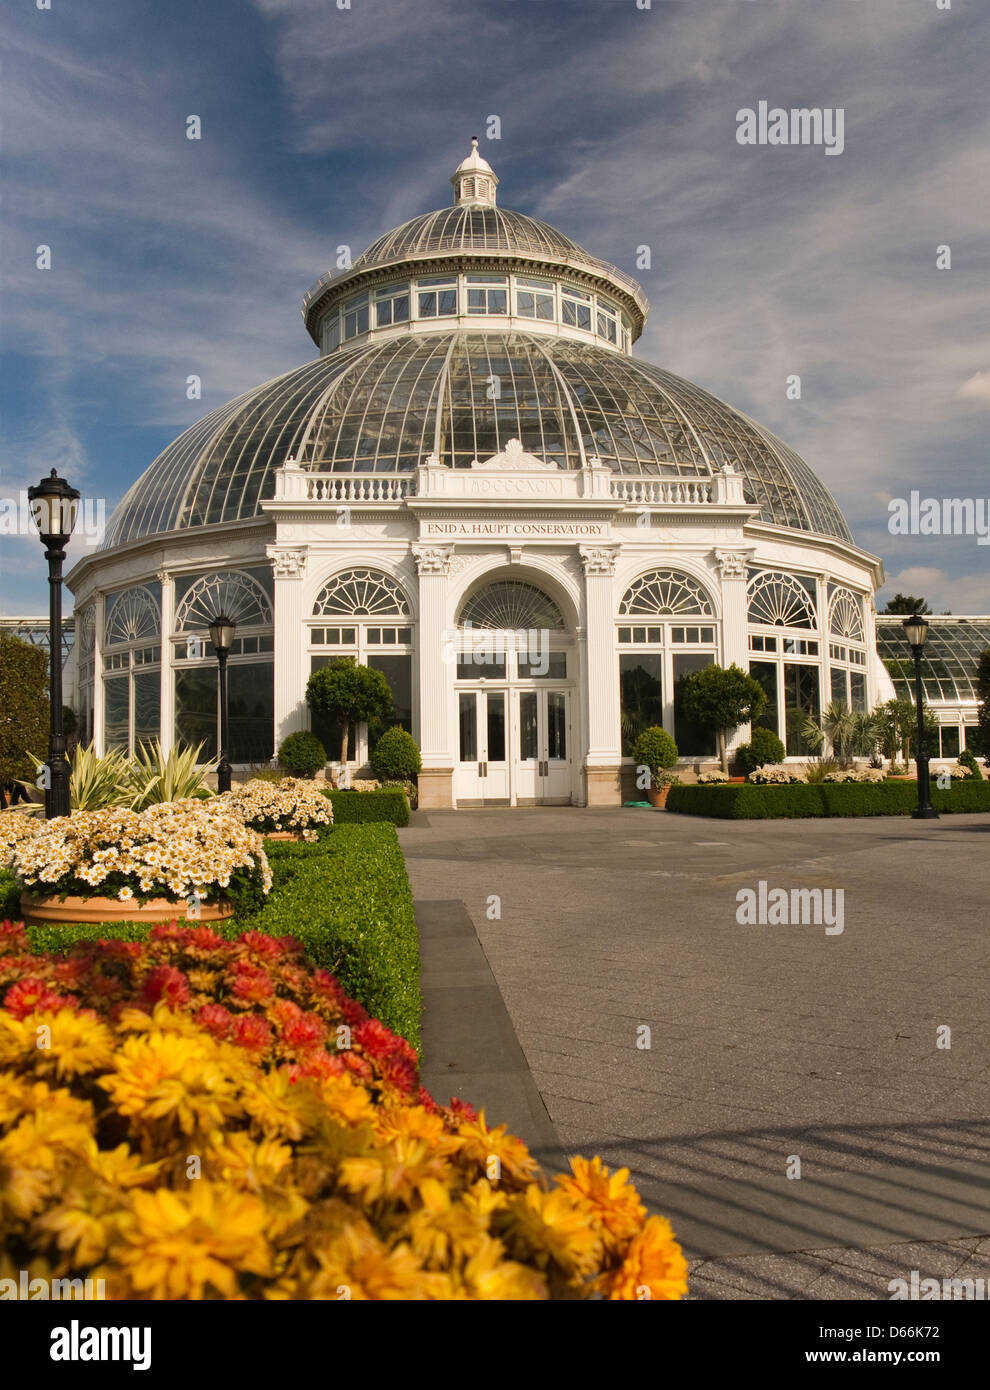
<box><xmin>451</xmin><ymin>136</ymin><xmax>498</xmax><ymax>207</ymax></box>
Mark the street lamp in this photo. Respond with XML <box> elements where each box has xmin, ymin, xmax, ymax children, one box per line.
<box><xmin>208</xmin><ymin>614</ymin><xmax>237</xmax><ymax>793</ymax></box>
<box><xmin>27</xmin><ymin>469</ymin><xmax>80</xmax><ymax>819</ymax></box>
<box><xmin>903</xmin><ymin>614</ymin><xmax>938</xmax><ymax>820</ymax></box>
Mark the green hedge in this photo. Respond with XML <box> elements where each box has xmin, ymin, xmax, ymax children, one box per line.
<box><xmin>326</xmin><ymin>787</ymin><xmax>409</xmax><ymax>827</ymax></box>
<box><xmin>0</xmin><ymin>869</ymin><xmax>20</xmax><ymax>921</ymax></box>
<box><xmin>666</xmin><ymin>779</ymin><xmax>990</xmax><ymax>820</ymax></box>
<box><xmin>13</xmin><ymin>826</ymin><xmax>421</xmax><ymax>1050</ymax></box>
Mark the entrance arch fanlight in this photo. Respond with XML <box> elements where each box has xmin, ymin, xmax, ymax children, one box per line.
<box><xmin>458</xmin><ymin>580</ymin><xmax>566</xmax><ymax>632</ymax></box>
<box><xmin>747</xmin><ymin>570</ymin><xmax>817</xmax><ymax>629</ymax></box>
<box><xmin>312</xmin><ymin>568</ymin><xmax>410</xmax><ymax>618</ymax></box>
<box><xmin>619</xmin><ymin>569</ymin><xmax>714</xmax><ymax>618</ymax></box>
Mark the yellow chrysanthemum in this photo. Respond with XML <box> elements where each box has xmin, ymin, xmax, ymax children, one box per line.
<box><xmin>305</xmin><ymin>1226</ymin><xmax>450</xmax><ymax>1301</ymax></box>
<box><xmin>602</xmin><ymin>1215</ymin><xmax>689</xmax><ymax>1301</ymax></box>
<box><xmin>401</xmin><ymin>1178</ymin><xmax>491</xmax><ymax>1266</ymax></box>
<box><xmin>455</xmin><ymin>1111</ymin><xmax>541</xmax><ymax>1185</ymax></box>
<box><xmin>310</xmin><ymin>1073</ymin><xmax>377</xmax><ymax>1128</ymax></box>
<box><xmin>337</xmin><ymin>1137</ymin><xmax>451</xmax><ymax>1206</ymax></box>
<box><xmin>555</xmin><ymin>1155</ymin><xmax>646</xmax><ymax>1252</ymax></box>
<box><xmin>113</xmin><ymin>1182</ymin><xmax>271</xmax><ymax>1299</ymax></box>
<box><xmin>499</xmin><ymin>1186</ymin><xmax>603</xmax><ymax>1277</ymax></box>
<box><xmin>25</xmin><ymin>1009</ymin><xmax>116</xmax><ymax>1080</ymax></box>
<box><xmin>457</xmin><ymin>1234</ymin><xmax>547</xmax><ymax>1301</ymax></box>
<box><xmin>99</xmin><ymin>1031</ymin><xmax>244</xmax><ymax>1137</ymax></box>
<box><xmin>240</xmin><ymin>1071</ymin><xmax>321</xmax><ymax>1141</ymax></box>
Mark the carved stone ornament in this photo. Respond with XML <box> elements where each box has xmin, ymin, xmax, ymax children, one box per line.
<box><xmin>411</xmin><ymin>544</ymin><xmax>453</xmax><ymax>576</ymax></box>
<box><xmin>474</xmin><ymin>438</ymin><xmax>556</xmax><ymax>471</ymax></box>
<box><xmin>579</xmin><ymin>545</ymin><xmax>618</xmax><ymax>577</ymax></box>
<box><xmin>266</xmin><ymin>545</ymin><xmax>308</xmax><ymax>579</ymax></box>
<box><xmin>713</xmin><ymin>549</ymin><xmax>752</xmax><ymax>579</ymax></box>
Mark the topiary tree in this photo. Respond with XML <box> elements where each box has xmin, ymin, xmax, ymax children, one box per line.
<box><xmin>370</xmin><ymin>726</ymin><xmax>422</xmax><ymax>783</ymax></box>
<box><xmin>277</xmin><ymin>731</ymin><xmax>327</xmax><ymax>778</ymax></box>
<box><xmin>0</xmin><ymin>632</ymin><xmax>50</xmax><ymax>804</ymax></box>
<box><xmin>957</xmin><ymin>747</ymin><xmax>982</xmax><ymax>780</ymax></box>
<box><xmin>679</xmin><ymin>664</ymin><xmax>767</xmax><ymax>772</ymax></box>
<box><xmin>735</xmin><ymin>726</ymin><xmax>786</xmax><ymax>775</ymax></box>
<box><xmin>631</xmin><ymin>726</ymin><xmax>678</xmax><ymax>789</ymax></box>
<box><xmin>306</xmin><ymin>658</ymin><xmax>393</xmax><ymax>767</ymax></box>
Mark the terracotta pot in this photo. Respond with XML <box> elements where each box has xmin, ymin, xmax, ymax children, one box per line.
<box><xmin>18</xmin><ymin>892</ymin><xmax>234</xmax><ymax>926</ymax></box>
<box><xmin>262</xmin><ymin>830</ymin><xmax>305</xmax><ymax>841</ymax></box>
<box><xmin>647</xmin><ymin>785</ymin><xmax>671</xmax><ymax>808</ymax></box>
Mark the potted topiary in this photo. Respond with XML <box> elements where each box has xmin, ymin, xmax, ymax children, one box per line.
<box><xmin>632</xmin><ymin>726</ymin><xmax>679</xmax><ymax>807</ymax></box>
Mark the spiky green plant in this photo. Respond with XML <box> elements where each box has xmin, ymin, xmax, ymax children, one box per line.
<box><xmin>22</xmin><ymin>742</ymin><xmax>136</xmax><ymax>813</ymax></box>
<box><xmin>127</xmin><ymin>740</ymin><xmax>217</xmax><ymax>808</ymax></box>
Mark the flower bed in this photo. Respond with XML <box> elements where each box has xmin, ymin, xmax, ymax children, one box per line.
<box><xmin>666</xmin><ymin>779</ymin><xmax>990</xmax><ymax>819</ymax></box>
<box><xmin>2</xmin><ymin>801</ymin><xmax>271</xmax><ymax>911</ymax></box>
<box><xmin>221</xmin><ymin>777</ymin><xmax>334</xmax><ymax>842</ymax></box>
<box><xmin>0</xmin><ymin>921</ymin><xmax>688</xmax><ymax>1301</ymax></box>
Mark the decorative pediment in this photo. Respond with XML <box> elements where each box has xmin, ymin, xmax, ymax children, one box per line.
<box><xmin>473</xmin><ymin>438</ymin><xmax>556</xmax><ymax>472</ymax></box>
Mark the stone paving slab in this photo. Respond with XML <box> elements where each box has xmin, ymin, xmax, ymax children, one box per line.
<box><xmin>401</xmin><ymin>808</ymin><xmax>990</xmax><ymax>1291</ymax></box>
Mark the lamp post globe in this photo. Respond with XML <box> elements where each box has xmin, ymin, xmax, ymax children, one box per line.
<box><xmin>27</xmin><ymin>469</ymin><xmax>80</xmax><ymax>820</ymax></box>
<box><xmin>208</xmin><ymin>614</ymin><xmax>237</xmax><ymax>793</ymax></box>
<box><xmin>903</xmin><ymin>614</ymin><xmax>938</xmax><ymax>820</ymax></box>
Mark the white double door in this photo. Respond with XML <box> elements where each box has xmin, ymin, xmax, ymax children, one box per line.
<box><xmin>456</xmin><ymin>686</ymin><xmax>571</xmax><ymax>805</ymax></box>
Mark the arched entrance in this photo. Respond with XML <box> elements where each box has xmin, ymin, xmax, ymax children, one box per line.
<box><xmin>452</xmin><ymin>578</ymin><xmax>576</xmax><ymax>806</ymax></box>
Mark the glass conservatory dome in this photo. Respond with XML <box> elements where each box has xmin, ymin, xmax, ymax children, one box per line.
<box><xmin>99</xmin><ymin>142</ymin><xmax>854</xmax><ymax>549</ymax></box>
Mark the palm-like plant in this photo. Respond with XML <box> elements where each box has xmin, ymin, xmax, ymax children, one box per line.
<box><xmin>126</xmin><ymin>740</ymin><xmax>217</xmax><ymax>808</ymax></box>
<box><xmin>801</xmin><ymin>703</ymin><xmax>882</xmax><ymax>767</ymax></box>
<box><xmin>22</xmin><ymin>742</ymin><xmax>135</xmax><ymax>813</ymax></box>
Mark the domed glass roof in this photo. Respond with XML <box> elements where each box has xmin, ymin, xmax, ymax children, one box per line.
<box><xmin>353</xmin><ymin>206</ymin><xmax>602</xmax><ymax>272</ymax></box>
<box><xmin>100</xmin><ymin>332</ymin><xmax>853</xmax><ymax>549</ymax></box>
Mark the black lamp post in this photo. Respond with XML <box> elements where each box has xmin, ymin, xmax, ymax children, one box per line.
<box><xmin>903</xmin><ymin>614</ymin><xmax>938</xmax><ymax>820</ymax></box>
<box><xmin>27</xmin><ymin>469</ymin><xmax>80</xmax><ymax>819</ymax></box>
<box><xmin>208</xmin><ymin>614</ymin><xmax>236</xmax><ymax>793</ymax></box>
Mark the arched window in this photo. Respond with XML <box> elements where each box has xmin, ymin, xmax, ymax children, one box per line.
<box><xmin>619</xmin><ymin>569</ymin><xmax>714</xmax><ymax>618</ymax></box>
<box><xmin>459</xmin><ymin>581</ymin><xmax>565</xmax><ymax>632</ymax></box>
<box><xmin>828</xmin><ymin>587</ymin><xmax>865</xmax><ymax>642</ymax></box>
<box><xmin>104</xmin><ymin>585</ymin><xmax>161</xmax><ymax>645</ymax></box>
<box><xmin>747</xmin><ymin>571</ymin><xmax>817</xmax><ymax>629</ymax></box>
<box><xmin>312</xmin><ymin>569</ymin><xmax>409</xmax><ymax>618</ymax></box>
<box><xmin>174</xmin><ymin>571</ymin><xmax>273</xmax><ymax>632</ymax></box>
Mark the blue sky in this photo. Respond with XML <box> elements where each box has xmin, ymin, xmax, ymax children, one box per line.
<box><xmin>2</xmin><ymin>0</ymin><xmax>988</xmax><ymax>613</ymax></box>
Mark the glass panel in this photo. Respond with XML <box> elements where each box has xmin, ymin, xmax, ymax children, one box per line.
<box><xmin>459</xmin><ymin>693</ymin><xmax>477</xmax><ymax>762</ymax></box>
<box><xmin>673</xmin><ymin>653</ymin><xmax>716</xmax><ymax>756</ymax></box>
<box><xmin>456</xmin><ymin>656</ymin><xmax>506</xmax><ymax>680</ymax></box>
<box><xmin>517</xmin><ymin>651</ymin><xmax>567</xmax><ymax>680</ymax></box>
<box><xmin>547</xmin><ymin>692</ymin><xmax>567</xmax><ymax>761</ymax></box>
<box><xmin>849</xmin><ymin>671</ymin><xmax>867</xmax><ymax>712</ymax></box>
<box><xmin>520</xmin><ymin>691</ymin><xmax>538</xmax><ymax>761</ymax></box>
<box><xmin>940</xmin><ymin>726</ymin><xmax>960</xmax><ymax>758</ymax></box>
<box><xmin>228</xmin><ymin>662</ymin><xmax>274</xmax><ymax>764</ymax></box>
<box><xmin>783</xmin><ymin>664</ymin><xmax>820</xmax><ymax>756</ymax></box>
<box><xmin>104</xmin><ymin>676</ymin><xmax>130</xmax><ymax>752</ymax></box>
<box><xmin>175</xmin><ymin>667</ymin><xmax>218</xmax><ymax>761</ymax></box>
<box><xmin>619</xmin><ymin>653</ymin><xmax>663</xmax><ymax>758</ymax></box>
<box><xmin>486</xmin><ymin>693</ymin><xmax>506</xmax><ymax>762</ymax></box>
<box><xmin>831</xmin><ymin>668</ymin><xmax>848</xmax><ymax>706</ymax></box>
<box><xmin>749</xmin><ymin>661</ymin><xmax>780</xmax><ymax>737</ymax></box>
<box><xmin>368</xmin><ymin>654</ymin><xmax>413</xmax><ymax>739</ymax></box>
<box><xmin>133</xmin><ymin>670</ymin><xmax>161</xmax><ymax>749</ymax></box>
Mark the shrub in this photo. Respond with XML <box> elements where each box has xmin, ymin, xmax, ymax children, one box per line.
<box><xmin>370</xmin><ymin>727</ymin><xmax>422</xmax><ymax>782</ymax></box>
<box><xmin>666</xmin><ymin>779</ymin><xmax>990</xmax><ymax>819</ymax></box>
<box><xmin>278</xmin><ymin>731</ymin><xmax>327</xmax><ymax>778</ymax></box>
<box><xmin>956</xmin><ymin>748</ymin><xmax>982</xmax><ymax>779</ymax></box>
<box><xmin>221</xmin><ymin>777</ymin><xmax>333</xmax><ymax>842</ymax></box>
<box><xmin>632</xmin><ymin>727</ymin><xmax>678</xmax><ymax>787</ymax></box>
<box><xmin>306</xmin><ymin>659</ymin><xmax>393</xmax><ymax>767</ymax></box>
<box><xmin>0</xmin><ymin>869</ymin><xmax>19</xmax><ymax>920</ymax></box>
<box><xmin>327</xmin><ymin>787</ymin><xmax>410</xmax><ymax>828</ymax></box>
<box><xmin>3</xmin><ymin>800</ymin><xmax>272</xmax><ymax>907</ymax></box>
<box><xmin>0</xmin><ymin>921</ymin><xmax>688</xmax><ymax>1300</ymax></box>
<box><xmin>735</xmin><ymin>728</ymin><xmax>785</xmax><ymax>775</ymax></box>
<box><xmin>678</xmin><ymin>664</ymin><xmax>767</xmax><ymax>772</ymax></box>
<box><xmin>0</xmin><ymin>632</ymin><xmax>49</xmax><ymax>792</ymax></box>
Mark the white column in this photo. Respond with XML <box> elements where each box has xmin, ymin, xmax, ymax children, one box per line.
<box><xmin>93</xmin><ymin>595</ymin><xmax>105</xmax><ymax>755</ymax></box>
<box><xmin>579</xmin><ymin>545</ymin><xmax>622</xmax><ymax>805</ymax></box>
<box><xmin>714</xmin><ymin>549</ymin><xmax>755</xmax><ymax>755</ymax></box>
<box><xmin>411</xmin><ymin>544</ymin><xmax>454</xmax><ymax>808</ymax></box>
<box><xmin>157</xmin><ymin>568</ymin><xmax>175</xmax><ymax>755</ymax></box>
<box><xmin>266</xmin><ymin>545</ymin><xmax>309</xmax><ymax>753</ymax></box>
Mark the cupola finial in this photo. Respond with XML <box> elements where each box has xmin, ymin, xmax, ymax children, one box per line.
<box><xmin>451</xmin><ymin>137</ymin><xmax>498</xmax><ymax>207</ymax></box>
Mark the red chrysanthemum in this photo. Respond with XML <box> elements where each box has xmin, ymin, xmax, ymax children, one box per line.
<box><xmin>281</xmin><ymin>1011</ymin><xmax>327</xmax><ymax>1050</ymax></box>
<box><xmin>182</xmin><ymin>926</ymin><xmax>225</xmax><ymax>951</ymax></box>
<box><xmin>311</xmin><ymin>967</ymin><xmax>344</xmax><ymax>1002</ymax></box>
<box><xmin>340</xmin><ymin>996</ymin><xmax>370</xmax><ymax>1027</ymax></box>
<box><xmin>377</xmin><ymin>1051</ymin><xmax>418</xmax><ymax>1095</ymax></box>
<box><xmin>284</xmin><ymin>1049</ymin><xmax>348</xmax><ymax>1083</ymax></box>
<box><xmin>230</xmin><ymin>1013</ymin><xmax>272</xmax><ymax>1054</ymax></box>
<box><xmin>3</xmin><ymin>977</ymin><xmax>73</xmax><ymax>1020</ymax></box>
<box><xmin>141</xmin><ymin>964</ymin><xmax>191</xmax><ymax>1009</ymax></box>
<box><xmin>196</xmin><ymin>1003</ymin><xmax>234</xmax><ymax>1039</ymax></box>
<box><xmin>226</xmin><ymin>961</ymin><xmax>274</xmax><ymax>1004</ymax></box>
<box><xmin>353</xmin><ymin>1018</ymin><xmax>398</xmax><ymax>1060</ymax></box>
<box><xmin>99</xmin><ymin>940</ymin><xmax>144</xmax><ymax>959</ymax></box>
<box><xmin>417</xmin><ymin>1086</ymin><xmax>440</xmax><ymax>1114</ymax></box>
<box><xmin>341</xmin><ymin>1050</ymin><xmax>373</xmax><ymax>1082</ymax></box>
<box><xmin>447</xmin><ymin>1097</ymin><xmax>478</xmax><ymax>1124</ymax></box>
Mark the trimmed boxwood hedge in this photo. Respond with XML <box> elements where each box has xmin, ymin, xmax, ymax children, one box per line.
<box><xmin>0</xmin><ymin>869</ymin><xmax>20</xmax><ymax>921</ymax></box>
<box><xmin>666</xmin><ymin>779</ymin><xmax>990</xmax><ymax>819</ymax></box>
<box><xmin>327</xmin><ymin>787</ymin><xmax>410</xmax><ymax>827</ymax></box>
<box><xmin>13</xmin><ymin>825</ymin><xmax>421</xmax><ymax>1050</ymax></box>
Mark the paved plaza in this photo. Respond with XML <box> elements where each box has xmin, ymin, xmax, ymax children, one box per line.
<box><xmin>403</xmin><ymin>807</ymin><xmax>990</xmax><ymax>1299</ymax></box>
